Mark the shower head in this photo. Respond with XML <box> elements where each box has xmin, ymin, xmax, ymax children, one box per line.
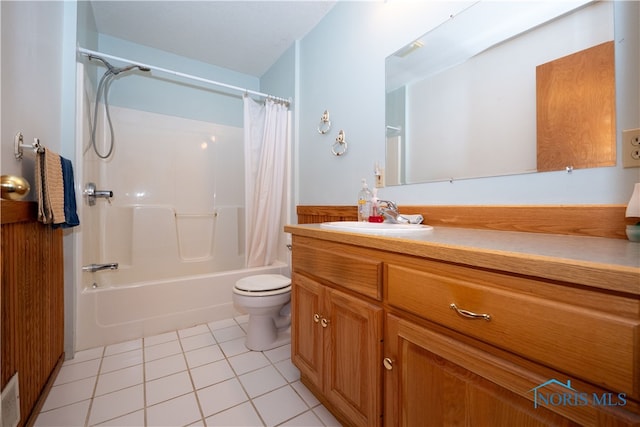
<box><xmin>112</xmin><ymin>64</ymin><xmax>151</xmax><ymax>74</ymax></box>
<box><xmin>88</xmin><ymin>55</ymin><xmax>150</xmax><ymax>75</ymax></box>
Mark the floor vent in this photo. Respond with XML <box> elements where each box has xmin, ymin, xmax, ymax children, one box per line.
<box><xmin>1</xmin><ymin>373</ymin><xmax>20</xmax><ymax>427</ymax></box>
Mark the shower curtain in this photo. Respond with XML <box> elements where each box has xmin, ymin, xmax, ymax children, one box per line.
<box><xmin>243</xmin><ymin>96</ymin><xmax>290</xmax><ymax>267</ymax></box>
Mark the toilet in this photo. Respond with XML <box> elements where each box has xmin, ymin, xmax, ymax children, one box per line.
<box><xmin>232</xmin><ymin>274</ymin><xmax>291</xmax><ymax>351</ymax></box>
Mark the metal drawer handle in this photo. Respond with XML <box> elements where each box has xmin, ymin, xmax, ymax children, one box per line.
<box><xmin>450</xmin><ymin>303</ymin><xmax>491</xmax><ymax>321</ymax></box>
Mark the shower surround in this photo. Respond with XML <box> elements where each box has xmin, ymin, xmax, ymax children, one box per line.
<box><xmin>75</xmin><ymin>64</ymin><xmax>288</xmax><ymax>350</ymax></box>
<box><xmin>83</xmin><ymin>105</ymin><xmax>246</xmax><ymax>277</ymax></box>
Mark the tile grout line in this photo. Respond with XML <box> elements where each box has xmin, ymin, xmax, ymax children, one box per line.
<box><xmin>38</xmin><ymin>317</ymin><xmax>333</xmax><ymax>427</ymax></box>
<box><xmin>207</xmin><ymin>318</ymin><xmax>259</xmax><ymax>426</ymax></box>
<box><xmin>178</xmin><ymin>326</ymin><xmax>208</xmax><ymax>426</ymax></box>
<box><xmin>225</xmin><ymin>319</ymin><xmax>269</xmax><ymax>427</ymax></box>
<box><xmin>84</xmin><ymin>346</ymin><xmax>106</xmax><ymax>427</ymax></box>
<box><xmin>143</xmin><ymin>330</ymin><xmax>201</xmax><ymax>425</ymax></box>
<box><xmin>90</xmin><ymin>342</ymin><xmax>146</xmax><ymax>426</ymax></box>
<box><xmin>226</xmin><ymin>317</ymin><xmax>324</xmax><ymax>426</ymax></box>
<box><xmin>142</xmin><ymin>336</ymin><xmax>148</xmax><ymax>427</ymax></box>
<box><xmin>263</xmin><ymin>345</ymin><xmax>324</xmax><ymax>427</ymax></box>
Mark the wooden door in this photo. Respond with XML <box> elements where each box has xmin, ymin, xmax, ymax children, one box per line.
<box><xmin>536</xmin><ymin>41</ymin><xmax>616</xmax><ymax>172</ymax></box>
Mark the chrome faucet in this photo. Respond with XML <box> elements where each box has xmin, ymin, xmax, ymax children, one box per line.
<box><xmin>377</xmin><ymin>200</ymin><xmax>409</xmax><ymax>224</ymax></box>
<box><xmin>82</xmin><ymin>263</ymin><xmax>119</xmax><ymax>273</ymax></box>
<box><xmin>84</xmin><ymin>182</ymin><xmax>114</xmax><ymax>206</ymax></box>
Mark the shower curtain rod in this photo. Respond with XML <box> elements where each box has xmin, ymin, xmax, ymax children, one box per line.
<box><xmin>77</xmin><ymin>47</ymin><xmax>291</xmax><ymax>105</ymax></box>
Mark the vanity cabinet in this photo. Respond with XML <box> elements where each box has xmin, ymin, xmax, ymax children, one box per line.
<box><xmin>384</xmin><ymin>314</ymin><xmax>581</xmax><ymax>426</ymax></box>
<box><xmin>291</xmin><ymin>236</ymin><xmax>384</xmax><ymax>426</ymax></box>
<box><xmin>286</xmin><ymin>226</ymin><xmax>640</xmax><ymax>427</ymax></box>
<box><xmin>385</xmin><ymin>261</ymin><xmax>639</xmax><ymax>400</ymax></box>
<box><xmin>384</xmin><ymin>259</ymin><xmax>640</xmax><ymax>426</ymax></box>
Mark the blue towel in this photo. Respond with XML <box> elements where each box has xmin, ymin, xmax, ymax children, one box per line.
<box><xmin>53</xmin><ymin>157</ymin><xmax>80</xmax><ymax>229</ymax></box>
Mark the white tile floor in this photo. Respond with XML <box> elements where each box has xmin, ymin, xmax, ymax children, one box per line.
<box><xmin>35</xmin><ymin>316</ymin><xmax>342</xmax><ymax>427</ymax></box>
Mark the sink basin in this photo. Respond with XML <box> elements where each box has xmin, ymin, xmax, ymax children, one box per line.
<box><xmin>320</xmin><ymin>221</ymin><xmax>433</xmax><ymax>235</ymax></box>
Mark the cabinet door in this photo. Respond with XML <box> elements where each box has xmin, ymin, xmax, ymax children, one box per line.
<box><xmin>325</xmin><ymin>287</ymin><xmax>383</xmax><ymax>427</ymax></box>
<box><xmin>291</xmin><ymin>272</ymin><xmax>324</xmax><ymax>389</ymax></box>
<box><xmin>384</xmin><ymin>314</ymin><xmax>580</xmax><ymax>427</ymax></box>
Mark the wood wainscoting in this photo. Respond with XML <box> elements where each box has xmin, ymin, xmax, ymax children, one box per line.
<box><xmin>296</xmin><ymin>204</ymin><xmax>630</xmax><ymax>240</ymax></box>
<box><xmin>1</xmin><ymin>200</ymin><xmax>65</xmax><ymax>427</ymax></box>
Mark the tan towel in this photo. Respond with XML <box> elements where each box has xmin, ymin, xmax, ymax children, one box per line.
<box><xmin>35</xmin><ymin>148</ymin><xmax>65</xmax><ymax>224</ymax></box>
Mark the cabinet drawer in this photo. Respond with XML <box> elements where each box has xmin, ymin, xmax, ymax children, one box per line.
<box><xmin>386</xmin><ymin>263</ymin><xmax>639</xmax><ymax>399</ymax></box>
<box><xmin>292</xmin><ymin>239</ymin><xmax>382</xmax><ymax>300</ymax></box>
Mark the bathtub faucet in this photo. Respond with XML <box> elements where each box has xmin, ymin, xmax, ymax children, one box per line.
<box><xmin>84</xmin><ymin>182</ymin><xmax>113</xmax><ymax>206</ymax></box>
<box><xmin>82</xmin><ymin>263</ymin><xmax>119</xmax><ymax>273</ymax></box>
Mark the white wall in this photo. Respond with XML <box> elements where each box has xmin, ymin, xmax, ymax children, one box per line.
<box><xmin>296</xmin><ymin>1</ymin><xmax>640</xmax><ymax>206</ymax></box>
<box><xmin>1</xmin><ymin>1</ymin><xmax>64</xmax><ymax>182</ymax></box>
<box><xmin>0</xmin><ymin>0</ymin><xmax>79</xmax><ymax>359</ymax></box>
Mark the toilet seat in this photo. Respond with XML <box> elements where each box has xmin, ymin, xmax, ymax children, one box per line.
<box><xmin>233</xmin><ymin>274</ymin><xmax>291</xmax><ymax>297</ymax></box>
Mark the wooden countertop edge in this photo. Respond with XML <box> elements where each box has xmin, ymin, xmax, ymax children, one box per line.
<box><xmin>1</xmin><ymin>200</ymin><xmax>37</xmax><ymax>224</ymax></box>
<box><xmin>284</xmin><ymin>225</ymin><xmax>640</xmax><ymax>296</ymax></box>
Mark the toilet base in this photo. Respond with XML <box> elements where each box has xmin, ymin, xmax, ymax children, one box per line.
<box><xmin>246</xmin><ymin>328</ymin><xmax>291</xmax><ymax>352</ymax></box>
<box><xmin>244</xmin><ymin>314</ymin><xmax>291</xmax><ymax>351</ymax></box>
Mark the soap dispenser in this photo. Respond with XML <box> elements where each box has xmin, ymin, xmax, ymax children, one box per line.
<box><xmin>368</xmin><ymin>188</ymin><xmax>384</xmax><ymax>223</ymax></box>
<box><xmin>357</xmin><ymin>179</ymin><xmax>372</xmax><ymax>222</ymax></box>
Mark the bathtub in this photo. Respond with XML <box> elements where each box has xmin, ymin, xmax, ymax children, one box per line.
<box><xmin>75</xmin><ymin>261</ymin><xmax>289</xmax><ymax>351</ymax></box>
<box><xmin>73</xmin><ymin>69</ymin><xmax>292</xmax><ymax>352</ymax></box>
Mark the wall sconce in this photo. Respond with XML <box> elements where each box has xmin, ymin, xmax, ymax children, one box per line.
<box><xmin>625</xmin><ymin>183</ymin><xmax>640</xmax><ymax>242</ymax></box>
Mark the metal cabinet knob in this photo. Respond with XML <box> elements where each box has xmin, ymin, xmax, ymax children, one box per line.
<box><xmin>383</xmin><ymin>357</ymin><xmax>394</xmax><ymax>370</ymax></box>
<box><xmin>313</xmin><ymin>314</ymin><xmax>321</xmax><ymax>323</ymax></box>
<box><xmin>321</xmin><ymin>318</ymin><xmax>330</xmax><ymax>328</ymax></box>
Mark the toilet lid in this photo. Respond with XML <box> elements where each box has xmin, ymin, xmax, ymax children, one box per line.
<box><xmin>234</xmin><ymin>274</ymin><xmax>290</xmax><ymax>293</ymax></box>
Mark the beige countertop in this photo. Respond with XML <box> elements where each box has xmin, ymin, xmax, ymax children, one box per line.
<box><xmin>285</xmin><ymin>224</ymin><xmax>640</xmax><ymax>296</ymax></box>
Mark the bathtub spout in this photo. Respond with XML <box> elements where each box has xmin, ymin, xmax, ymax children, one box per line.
<box><xmin>82</xmin><ymin>263</ymin><xmax>119</xmax><ymax>273</ymax></box>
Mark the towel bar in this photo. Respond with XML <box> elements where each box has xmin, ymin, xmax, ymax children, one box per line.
<box><xmin>14</xmin><ymin>132</ymin><xmax>45</xmax><ymax>160</ymax></box>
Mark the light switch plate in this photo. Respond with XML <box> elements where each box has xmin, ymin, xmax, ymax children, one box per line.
<box><xmin>375</xmin><ymin>167</ymin><xmax>385</xmax><ymax>188</ymax></box>
<box><xmin>622</xmin><ymin>128</ymin><xmax>640</xmax><ymax>168</ymax></box>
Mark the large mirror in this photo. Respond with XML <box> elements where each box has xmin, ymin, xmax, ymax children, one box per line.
<box><xmin>385</xmin><ymin>1</ymin><xmax>615</xmax><ymax>185</ymax></box>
